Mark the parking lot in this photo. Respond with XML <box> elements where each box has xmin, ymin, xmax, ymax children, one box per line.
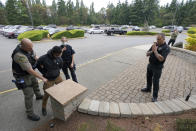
<box><xmin>0</xmin><ymin>32</ymin><xmax>187</xmax><ymax>131</ymax></box>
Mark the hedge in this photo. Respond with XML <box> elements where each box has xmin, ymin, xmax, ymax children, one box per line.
<box><xmin>51</xmin><ymin>29</ymin><xmax>84</xmax><ymax>39</ymax></box>
<box><xmin>127</xmin><ymin>31</ymin><xmax>158</xmax><ymax>35</ymax></box>
<box><xmin>162</xmin><ymin>29</ymin><xmax>171</xmax><ymax>33</ymax></box>
<box><xmin>185</xmin><ymin>29</ymin><xmax>196</xmax><ymax>51</ymax></box>
<box><xmin>18</xmin><ymin>30</ymin><xmax>49</xmax><ymax>41</ymax></box>
<box><xmin>187</xmin><ymin>27</ymin><xmax>196</xmax><ymax>34</ymax></box>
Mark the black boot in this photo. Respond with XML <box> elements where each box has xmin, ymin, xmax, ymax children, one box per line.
<box><xmin>27</xmin><ymin>114</ymin><xmax>40</xmax><ymax>121</ymax></box>
<box><xmin>141</xmin><ymin>88</ymin><xmax>151</xmax><ymax>92</ymax></box>
<box><xmin>42</xmin><ymin>108</ymin><xmax>47</xmax><ymax>116</ymax></box>
<box><xmin>36</xmin><ymin>95</ymin><xmax>43</xmax><ymax>100</ymax></box>
<box><xmin>152</xmin><ymin>97</ymin><xmax>157</xmax><ymax>102</ymax></box>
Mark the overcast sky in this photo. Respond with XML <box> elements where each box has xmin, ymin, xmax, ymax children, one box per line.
<box><xmin>1</xmin><ymin>0</ymin><xmax>186</xmax><ymax>12</ymax></box>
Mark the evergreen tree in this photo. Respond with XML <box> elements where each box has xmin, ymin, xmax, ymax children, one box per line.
<box><xmin>5</xmin><ymin>0</ymin><xmax>18</xmax><ymax>24</ymax></box>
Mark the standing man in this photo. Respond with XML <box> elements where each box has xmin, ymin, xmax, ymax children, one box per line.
<box><xmin>36</xmin><ymin>46</ymin><xmax>63</xmax><ymax>116</ymax></box>
<box><xmin>141</xmin><ymin>33</ymin><xmax>170</xmax><ymax>102</ymax></box>
<box><xmin>168</xmin><ymin>29</ymin><xmax>178</xmax><ymax>46</ymax></box>
<box><xmin>60</xmin><ymin>37</ymin><xmax>78</xmax><ymax>83</ymax></box>
<box><xmin>12</xmin><ymin>38</ymin><xmax>47</xmax><ymax>121</ymax></box>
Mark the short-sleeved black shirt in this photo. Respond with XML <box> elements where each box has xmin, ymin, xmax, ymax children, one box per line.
<box><xmin>61</xmin><ymin>44</ymin><xmax>75</xmax><ymax>65</ymax></box>
<box><xmin>148</xmin><ymin>43</ymin><xmax>170</xmax><ymax>68</ymax></box>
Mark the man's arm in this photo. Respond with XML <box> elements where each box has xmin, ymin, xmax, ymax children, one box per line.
<box><xmin>154</xmin><ymin>50</ymin><xmax>164</xmax><ymax>62</ymax></box>
<box><xmin>146</xmin><ymin>45</ymin><xmax>153</xmax><ymax>56</ymax></box>
<box><xmin>14</xmin><ymin>53</ymin><xmax>47</xmax><ymax>83</ymax></box>
<box><xmin>27</xmin><ymin>68</ymin><xmax>47</xmax><ymax>83</ymax></box>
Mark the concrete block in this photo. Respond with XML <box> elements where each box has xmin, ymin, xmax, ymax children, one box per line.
<box><xmin>129</xmin><ymin>103</ymin><xmax>142</xmax><ymax>116</ymax></box>
<box><xmin>164</xmin><ymin>100</ymin><xmax>183</xmax><ymax>114</ymax></box>
<box><xmin>138</xmin><ymin>103</ymin><xmax>153</xmax><ymax>116</ymax></box>
<box><xmin>78</xmin><ymin>98</ymin><xmax>91</xmax><ymax>113</ymax></box>
<box><xmin>109</xmin><ymin>102</ymin><xmax>120</xmax><ymax>117</ymax></box>
<box><xmin>155</xmin><ymin>101</ymin><xmax>173</xmax><ymax>115</ymax></box>
<box><xmin>46</xmin><ymin>80</ymin><xmax>88</xmax><ymax>121</ymax></box>
<box><xmin>172</xmin><ymin>99</ymin><xmax>191</xmax><ymax>111</ymax></box>
<box><xmin>178</xmin><ymin>97</ymin><xmax>196</xmax><ymax>109</ymax></box>
<box><xmin>119</xmin><ymin>103</ymin><xmax>132</xmax><ymax>117</ymax></box>
<box><xmin>99</xmin><ymin>101</ymin><xmax>110</xmax><ymax>116</ymax></box>
<box><xmin>88</xmin><ymin>100</ymin><xmax>100</xmax><ymax>115</ymax></box>
<box><xmin>146</xmin><ymin>102</ymin><xmax>163</xmax><ymax>115</ymax></box>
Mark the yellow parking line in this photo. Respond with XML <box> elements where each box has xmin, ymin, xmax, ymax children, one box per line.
<box><xmin>0</xmin><ymin>69</ymin><xmax>11</xmax><ymax>73</ymax></box>
<box><xmin>0</xmin><ymin>88</ymin><xmax>17</xmax><ymax>95</ymax></box>
<box><xmin>0</xmin><ymin>46</ymin><xmax>131</xmax><ymax>95</ymax></box>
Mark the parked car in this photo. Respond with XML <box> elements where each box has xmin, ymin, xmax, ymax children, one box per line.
<box><xmin>132</xmin><ymin>26</ymin><xmax>140</xmax><ymax>31</ymax></box>
<box><xmin>105</xmin><ymin>28</ymin><xmax>127</xmax><ymax>35</ymax></box>
<box><xmin>48</xmin><ymin>28</ymin><xmax>60</xmax><ymax>36</ymax></box>
<box><xmin>1</xmin><ymin>25</ymin><xmax>13</xmax><ymax>35</ymax></box>
<box><xmin>35</xmin><ymin>26</ymin><xmax>44</xmax><ymax>30</ymax></box>
<box><xmin>88</xmin><ymin>28</ymin><xmax>104</xmax><ymax>34</ymax></box>
<box><xmin>177</xmin><ymin>26</ymin><xmax>183</xmax><ymax>33</ymax></box>
<box><xmin>13</xmin><ymin>26</ymin><xmax>34</xmax><ymax>38</ymax></box>
<box><xmin>66</xmin><ymin>26</ymin><xmax>75</xmax><ymax>30</ymax></box>
<box><xmin>4</xmin><ymin>25</ymin><xmax>21</xmax><ymax>38</ymax></box>
<box><xmin>149</xmin><ymin>25</ymin><xmax>156</xmax><ymax>29</ymax></box>
<box><xmin>47</xmin><ymin>24</ymin><xmax>57</xmax><ymax>28</ymax></box>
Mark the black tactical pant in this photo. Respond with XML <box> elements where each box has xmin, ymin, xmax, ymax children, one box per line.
<box><xmin>62</xmin><ymin>64</ymin><xmax>78</xmax><ymax>83</ymax></box>
<box><xmin>168</xmin><ymin>39</ymin><xmax>175</xmax><ymax>46</ymax></box>
<box><xmin>146</xmin><ymin>64</ymin><xmax>162</xmax><ymax>98</ymax></box>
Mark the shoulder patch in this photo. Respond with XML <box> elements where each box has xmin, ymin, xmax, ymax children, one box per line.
<box><xmin>18</xmin><ymin>56</ymin><xmax>27</xmax><ymax>63</ymax></box>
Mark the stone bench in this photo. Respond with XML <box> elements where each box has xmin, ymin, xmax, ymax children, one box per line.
<box><xmin>46</xmin><ymin>79</ymin><xmax>87</xmax><ymax>121</ymax></box>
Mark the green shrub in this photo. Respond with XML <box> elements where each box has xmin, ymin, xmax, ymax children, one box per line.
<box><xmin>188</xmin><ymin>33</ymin><xmax>196</xmax><ymax>38</ymax></box>
<box><xmin>51</xmin><ymin>29</ymin><xmax>84</xmax><ymax>39</ymax></box>
<box><xmin>165</xmin><ymin>33</ymin><xmax>170</xmax><ymax>36</ymax></box>
<box><xmin>127</xmin><ymin>31</ymin><xmax>158</xmax><ymax>35</ymax></box>
<box><xmin>162</xmin><ymin>29</ymin><xmax>171</xmax><ymax>33</ymax></box>
<box><xmin>187</xmin><ymin>27</ymin><xmax>196</xmax><ymax>34</ymax></box>
<box><xmin>18</xmin><ymin>30</ymin><xmax>49</xmax><ymax>41</ymax></box>
<box><xmin>185</xmin><ymin>37</ymin><xmax>196</xmax><ymax>51</ymax></box>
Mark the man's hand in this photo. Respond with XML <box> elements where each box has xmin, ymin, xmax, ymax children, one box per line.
<box><xmin>70</xmin><ymin>63</ymin><xmax>74</xmax><ymax>68</ymax></box>
<box><xmin>152</xmin><ymin>43</ymin><xmax>157</xmax><ymax>52</ymax></box>
<box><xmin>42</xmin><ymin>77</ymin><xmax>48</xmax><ymax>83</ymax></box>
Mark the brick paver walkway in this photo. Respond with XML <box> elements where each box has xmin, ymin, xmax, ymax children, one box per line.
<box><xmin>88</xmin><ymin>54</ymin><xmax>196</xmax><ymax>103</ymax></box>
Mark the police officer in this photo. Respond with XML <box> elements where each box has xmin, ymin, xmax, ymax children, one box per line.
<box><xmin>36</xmin><ymin>46</ymin><xmax>63</xmax><ymax>116</ymax></box>
<box><xmin>168</xmin><ymin>29</ymin><xmax>178</xmax><ymax>46</ymax></box>
<box><xmin>141</xmin><ymin>33</ymin><xmax>170</xmax><ymax>102</ymax></box>
<box><xmin>12</xmin><ymin>38</ymin><xmax>48</xmax><ymax>121</ymax></box>
<box><xmin>60</xmin><ymin>37</ymin><xmax>78</xmax><ymax>83</ymax></box>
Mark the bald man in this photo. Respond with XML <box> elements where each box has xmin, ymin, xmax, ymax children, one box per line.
<box><xmin>141</xmin><ymin>34</ymin><xmax>170</xmax><ymax>102</ymax></box>
<box><xmin>12</xmin><ymin>38</ymin><xmax>47</xmax><ymax>121</ymax></box>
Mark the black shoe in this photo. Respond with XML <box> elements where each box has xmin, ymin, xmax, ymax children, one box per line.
<box><xmin>27</xmin><ymin>114</ymin><xmax>40</xmax><ymax>121</ymax></box>
<box><xmin>141</xmin><ymin>88</ymin><xmax>151</xmax><ymax>92</ymax></box>
<box><xmin>36</xmin><ymin>95</ymin><xmax>43</xmax><ymax>100</ymax></box>
<box><xmin>152</xmin><ymin>97</ymin><xmax>157</xmax><ymax>102</ymax></box>
<box><xmin>42</xmin><ymin>108</ymin><xmax>47</xmax><ymax>116</ymax></box>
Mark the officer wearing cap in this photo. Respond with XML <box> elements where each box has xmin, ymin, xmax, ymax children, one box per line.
<box><xmin>60</xmin><ymin>37</ymin><xmax>78</xmax><ymax>83</ymax></box>
<box><xmin>12</xmin><ymin>38</ymin><xmax>48</xmax><ymax>121</ymax></box>
<box><xmin>36</xmin><ymin>46</ymin><xmax>63</xmax><ymax>116</ymax></box>
<box><xmin>141</xmin><ymin>33</ymin><xmax>170</xmax><ymax>102</ymax></box>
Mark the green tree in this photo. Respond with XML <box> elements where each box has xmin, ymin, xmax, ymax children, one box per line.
<box><xmin>5</xmin><ymin>0</ymin><xmax>19</xmax><ymax>24</ymax></box>
<box><xmin>0</xmin><ymin>1</ymin><xmax>8</xmax><ymax>24</ymax></box>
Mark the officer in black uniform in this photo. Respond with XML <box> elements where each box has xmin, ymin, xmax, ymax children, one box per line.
<box><xmin>12</xmin><ymin>38</ymin><xmax>47</xmax><ymax>121</ymax></box>
<box><xmin>36</xmin><ymin>46</ymin><xmax>63</xmax><ymax>116</ymax></box>
<box><xmin>141</xmin><ymin>33</ymin><xmax>170</xmax><ymax>102</ymax></box>
<box><xmin>60</xmin><ymin>37</ymin><xmax>78</xmax><ymax>83</ymax></box>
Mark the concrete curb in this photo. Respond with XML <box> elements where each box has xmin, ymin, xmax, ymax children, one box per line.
<box><xmin>78</xmin><ymin>95</ymin><xmax>196</xmax><ymax>117</ymax></box>
<box><xmin>171</xmin><ymin>47</ymin><xmax>196</xmax><ymax>64</ymax></box>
